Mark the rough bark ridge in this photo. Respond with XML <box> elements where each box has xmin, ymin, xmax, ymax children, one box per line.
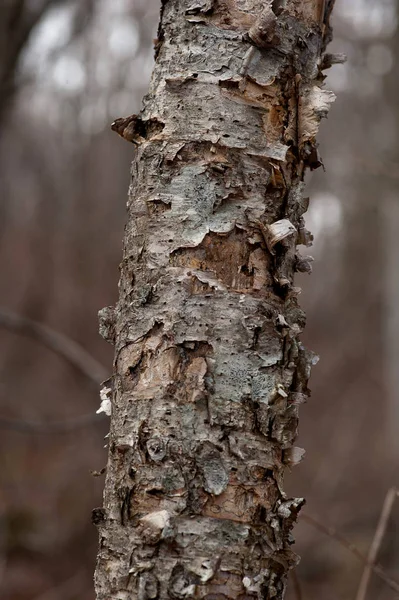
<box><xmin>95</xmin><ymin>1</ymin><xmax>335</xmax><ymax>598</ymax></box>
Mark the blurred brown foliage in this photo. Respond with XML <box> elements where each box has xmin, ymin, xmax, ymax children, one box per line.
<box><xmin>0</xmin><ymin>1</ymin><xmax>398</xmax><ymax>599</ymax></box>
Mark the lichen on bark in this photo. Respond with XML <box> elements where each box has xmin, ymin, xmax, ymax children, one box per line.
<box><xmin>94</xmin><ymin>1</ymin><xmax>336</xmax><ymax>599</ymax></box>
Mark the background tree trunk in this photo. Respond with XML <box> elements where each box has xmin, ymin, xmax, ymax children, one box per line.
<box><xmin>0</xmin><ymin>0</ymin><xmax>94</xmax><ymax>127</ymax></box>
<box><xmin>94</xmin><ymin>1</ymin><xmax>336</xmax><ymax>599</ymax></box>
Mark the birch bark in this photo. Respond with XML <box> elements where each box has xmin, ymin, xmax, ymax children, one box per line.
<box><xmin>95</xmin><ymin>1</ymin><xmax>336</xmax><ymax>598</ymax></box>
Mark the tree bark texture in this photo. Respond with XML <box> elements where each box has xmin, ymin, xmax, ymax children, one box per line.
<box><xmin>95</xmin><ymin>1</ymin><xmax>336</xmax><ymax>599</ymax></box>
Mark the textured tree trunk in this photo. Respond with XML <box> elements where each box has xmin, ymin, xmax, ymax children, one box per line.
<box><xmin>94</xmin><ymin>1</ymin><xmax>336</xmax><ymax>599</ymax></box>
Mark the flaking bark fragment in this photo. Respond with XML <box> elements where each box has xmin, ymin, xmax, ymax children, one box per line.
<box><xmin>294</xmin><ymin>253</ymin><xmax>314</xmax><ymax>273</ymax></box>
<box><xmin>186</xmin><ymin>0</ymin><xmax>214</xmax><ymax>15</ymax></box>
<box><xmin>298</xmin><ymin>86</ymin><xmax>336</xmax><ymax>147</ymax></box>
<box><xmin>320</xmin><ymin>52</ymin><xmax>347</xmax><ymax>70</ymax></box>
<box><xmin>98</xmin><ymin>305</ymin><xmax>116</xmax><ymax>344</ymax></box>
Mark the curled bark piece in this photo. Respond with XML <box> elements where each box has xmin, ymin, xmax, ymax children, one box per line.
<box><xmin>320</xmin><ymin>52</ymin><xmax>347</xmax><ymax>70</ymax></box>
<box><xmin>139</xmin><ymin>510</ymin><xmax>171</xmax><ymax>544</ymax></box>
<box><xmin>186</xmin><ymin>0</ymin><xmax>213</xmax><ymax>15</ymax></box>
<box><xmin>283</xmin><ymin>446</ymin><xmax>306</xmax><ymax>467</ymax></box>
<box><xmin>299</xmin><ymin>86</ymin><xmax>336</xmax><ymax>146</ymax></box>
<box><xmin>247</xmin><ymin>4</ymin><xmax>279</xmax><ymax>48</ymax></box>
<box><xmin>97</xmin><ymin>384</ymin><xmax>112</xmax><ymax>416</ymax></box>
<box><xmin>98</xmin><ymin>306</ymin><xmax>116</xmax><ymax>344</ymax></box>
<box><xmin>266</xmin><ymin>218</ymin><xmax>297</xmax><ymax>254</ymax></box>
<box><xmin>298</xmin><ymin>225</ymin><xmax>314</xmax><ymax>247</ymax></box>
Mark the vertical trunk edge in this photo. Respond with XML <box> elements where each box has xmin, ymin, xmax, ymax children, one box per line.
<box><xmin>95</xmin><ymin>1</ymin><xmax>336</xmax><ymax>599</ymax></box>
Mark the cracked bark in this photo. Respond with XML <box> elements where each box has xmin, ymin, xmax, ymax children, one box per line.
<box><xmin>95</xmin><ymin>1</ymin><xmax>336</xmax><ymax>598</ymax></box>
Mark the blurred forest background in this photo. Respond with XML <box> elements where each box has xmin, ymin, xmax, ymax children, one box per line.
<box><xmin>0</xmin><ymin>1</ymin><xmax>398</xmax><ymax>599</ymax></box>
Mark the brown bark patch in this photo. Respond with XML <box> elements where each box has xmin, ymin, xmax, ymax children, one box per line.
<box><xmin>208</xmin><ymin>0</ymin><xmax>256</xmax><ymax>31</ymax></box>
<box><xmin>171</xmin><ymin>229</ymin><xmax>257</xmax><ymax>292</ymax></box>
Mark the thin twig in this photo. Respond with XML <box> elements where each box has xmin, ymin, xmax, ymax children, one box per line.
<box><xmin>0</xmin><ymin>412</ymin><xmax>106</xmax><ymax>433</ymax></box>
<box><xmin>355</xmin><ymin>488</ymin><xmax>399</xmax><ymax>600</ymax></box>
<box><xmin>0</xmin><ymin>308</ymin><xmax>108</xmax><ymax>388</ymax></box>
<box><xmin>0</xmin><ymin>308</ymin><xmax>107</xmax><ymax>385</ymax></box>
<box><xmin>354</xmin><ymin>156</ymin><xmax>399</xmax><ymax>181</ymax></box>
<box><xmin>0</xmin><ymin>308</ymin><xmax>108</xmax><ymax>433</ymax></box>
<box><xmin>290</xmin><ymin>568</ymin><xmax>303</xmax><ymax>600</ymax></box>
<box><xmin>302</xmin><ymin>513</ymin><xmax>399</xmax><ymax>596</ymax></box>
<box><xmin>31</xmin><ymin>570</ymin><xmax>87</xmax><ymax>600</ymax></box>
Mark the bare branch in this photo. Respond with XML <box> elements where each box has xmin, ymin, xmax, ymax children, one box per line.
<box><xmin>355</xmin><ymin>488</ymin><xmax>399</xmax><ymax>600</ymax></box>
<box><xmin>290</xmin><ymin>568</ymin><xmax>303</xmax><ymax>600</ymax></box>
<box><xmin>31</xmin><ymin>570</ymin><xmax>87</xmax><ymax>600</ymax></box>
<box><xmin>0</xmin><ymin>412</ymin><xmax>106</xmax><ymax>434</ymax></box>
<box><xmin>0</xmin><ymin>308</ymin><xmax>108</xmax><ymax>434</ymax></box>
<box><xmin>0</xmin><ymin>308</ymin><xmax>107</xmax><ymax>386</ymax></box>
<box><xmin>302</xmin><ymin>513</ymin><xmax>399</xmax><ymax>596</ymax></box>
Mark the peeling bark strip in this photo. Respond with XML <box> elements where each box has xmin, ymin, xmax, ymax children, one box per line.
<box><xmin>95</xmin><ymin>1</ymin><xmax>336</xmax><ymax>599</ymax></box>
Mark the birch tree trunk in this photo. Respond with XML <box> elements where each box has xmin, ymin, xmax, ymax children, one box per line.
<box><xmin>94</xmin><ymin>1</ymin><xmax>336</xmax><ymax>598</ymax></box>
